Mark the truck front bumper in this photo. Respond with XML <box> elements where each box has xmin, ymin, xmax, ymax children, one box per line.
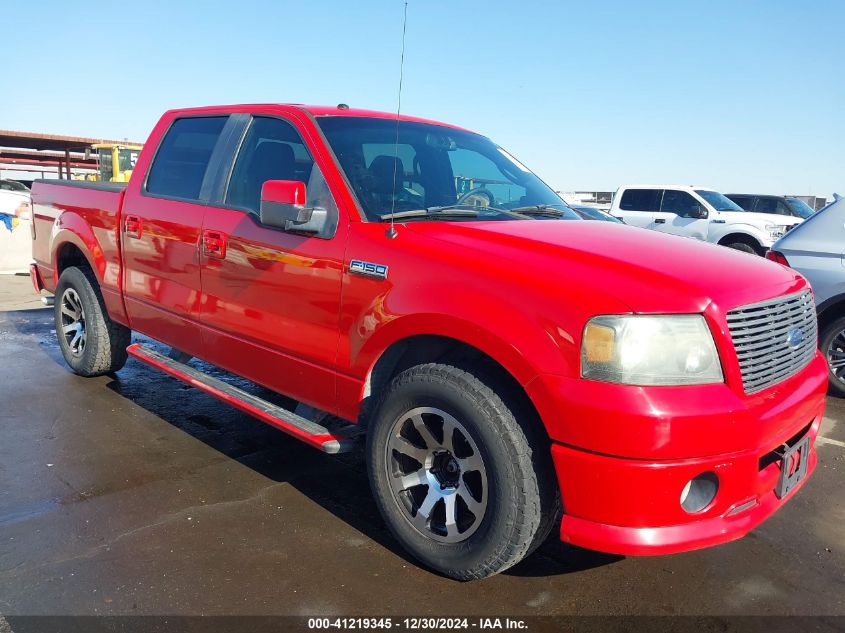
<box><xmin>531</xmin><ymin>352</ymin><xmax>828</xmax><ymax>556</ymax></box>
<box><xmin>553</xmin><ymin>421</ymin><xmax>818</xmax><ymax>555</ymax></box>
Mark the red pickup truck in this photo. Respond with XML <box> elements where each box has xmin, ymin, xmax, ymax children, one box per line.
<box><xmin>30</xmin><ymin>104</ymin><xmax>827</xmax><ymax>579</ymax></box>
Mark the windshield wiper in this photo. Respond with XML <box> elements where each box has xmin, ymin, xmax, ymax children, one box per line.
<box><xmin>508</xmin><ymin>204</ymin><xmax>567</xmax><ymax>217</ymax></box>
<box><xmin>379</xmin><ymin>205</ymin><xmax>482</xmax><ymax>220</ymax></box>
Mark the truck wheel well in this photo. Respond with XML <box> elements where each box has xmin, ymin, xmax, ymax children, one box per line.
<box><xmin>717</xmin><ymin>233</ymin><xmax>764</xmax><ymax>255</ymax></box>
<box><xmin>818</xmin><ymin>297</ymin><xmax>845</xmax><ymax>333</ymax></box>
<box><xmin>362</xmin><ymin>335</ymin><xmax>546</xmax><ymax>439</ymax></box>
<box><xmin>56</xmin><ymin>243</ymin><xmax>91</xmax><ymax>277</ymax></box>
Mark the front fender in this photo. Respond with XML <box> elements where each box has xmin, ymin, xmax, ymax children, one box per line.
<box><xmin>343</xmin><ymin>271</ymin><xmax>585</xmax><ymax>398</ymax></box>
<box><xmin>710</xmin><ymin>222</ymin><xmax>770</xmax><ymax>248</ymax></box>
<box><xmin>353</xmin><ymin>310</ymin><xmax>562</xmax><ymax>388</ymax></box>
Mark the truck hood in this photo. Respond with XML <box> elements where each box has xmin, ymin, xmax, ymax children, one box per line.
<box><xmin>406</xmin><ymin>220</ymin><xmax>805</xmax><ymax>314</ymax></box>
<box><xmin>716</xmin><ymin>211</ymin><xmax>803</xmax><ymax>226</ymax></box>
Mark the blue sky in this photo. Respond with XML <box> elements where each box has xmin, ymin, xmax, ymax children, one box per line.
<box><xmin>5</xmin><ymin>0</ymin><xmax>843</xmax><ymax>194</ymax></box>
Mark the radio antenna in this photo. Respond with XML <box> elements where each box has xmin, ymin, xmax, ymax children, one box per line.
<box><xmin>386</xmin><ymin>1</ymin><xmax>408</xmax><ymax>239</ymax></box>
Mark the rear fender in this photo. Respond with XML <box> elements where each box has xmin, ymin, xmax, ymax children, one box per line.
<box><xmin>51</xmin><ymin>214</ymin><xmax>129</xmax><ymax>325</ymax></box>
<box><xmin>51</xmin><ymin>219</ymin><xmax>103</xmax><ymax>286</ymax></box>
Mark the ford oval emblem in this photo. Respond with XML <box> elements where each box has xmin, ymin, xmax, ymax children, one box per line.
<box><xmin>786</xmin><ymin>328</ymin><xmax>804</xmax><ymax>348</ymax></box>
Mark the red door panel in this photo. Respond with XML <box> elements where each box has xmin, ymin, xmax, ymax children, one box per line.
<box><xmin>199</xmin><ymin>209</ymin><xmax>348</xmax><ymax>413</ymax></box>
<box><xmin>119</xmin><ymin>113</ymin><xmax>230</xmax><ymax>357</ymax></box>
<box><xmin>120</xmin><ymin>195</ymin><xmax>205</xmax><ymax>356</ymax></box>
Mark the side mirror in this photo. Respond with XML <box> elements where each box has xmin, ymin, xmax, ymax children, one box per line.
<box><xmin>259</xmin><ymin>180</ymin><xmax>327</xmax><ymax>234</ymax></box>
<box><xmin>693</xmin><ymin>204</ymin><xmax>708</xmax><ymax>219</ymax></box>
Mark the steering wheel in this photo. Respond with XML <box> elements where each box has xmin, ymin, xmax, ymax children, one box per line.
<box><xmin>457</xmin><ymin>188</ymin><xmax>494</xmax><ymax>208</ymax></box>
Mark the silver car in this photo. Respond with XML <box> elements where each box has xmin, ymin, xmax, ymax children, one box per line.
<box><xmin>769</xmin><ymin>194</ymin><xmax>845</xmax><ymax>395</ymax></box>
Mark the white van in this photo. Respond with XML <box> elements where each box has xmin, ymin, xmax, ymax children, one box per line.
<box><xmin>609</xmin><ymin>184</ymin><xmax>802</xmax><ymax>255</ymax></box>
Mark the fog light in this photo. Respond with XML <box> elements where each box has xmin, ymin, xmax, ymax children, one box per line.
<box><xmin>680</xmin><ymin>472</ymin><xmax>719</xmax><ymax>513</ymax></box>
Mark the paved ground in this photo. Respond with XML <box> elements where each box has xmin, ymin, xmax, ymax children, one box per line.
<box><xmin>0</xmin><ymin>276</ymin><xmax>843</xmax><ymax>617</ymax></box>
<box><xmin>0</xmin><ymin>276</ymin><xmax>41</xmax><ymax>312</ymax></box>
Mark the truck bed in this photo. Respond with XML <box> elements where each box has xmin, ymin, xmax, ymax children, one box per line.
<box><xmin>31</xmin><ymin>178</ymin><xmax>128</xmax><ymax>320</ymax></box>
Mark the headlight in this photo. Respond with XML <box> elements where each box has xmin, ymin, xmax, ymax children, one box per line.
<box><xmin>581</xmin><ymin>315</ymin><xmax>723</xmax><ymax>386</ymax></box>
<box><xmin>765</xmin><ymin>223</ymin><xmax>788</xmax><ymax>240</ymax></box>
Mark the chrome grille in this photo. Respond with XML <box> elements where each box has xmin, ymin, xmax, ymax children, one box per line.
<box><xmin>727</xmin><ymin>290</ymin><xmax>817</xmax><ymax>394</ymax></box>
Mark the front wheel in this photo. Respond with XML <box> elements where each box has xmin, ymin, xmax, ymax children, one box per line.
<box><xmin>725</xmin><ymin>242</ymin><xmax>759</xmax><ymax>255</ymax></box>
<box><xmin>55</xmin><ymin>266</ymin><xmax>131</xmax><ymax>376</ymax></box>
<box><xmin>820</xmin><ymin>316</ymin><xmax>845</xmax><ymax>398</ymax></box>
<box><xmin>366</xmin><ymin>363</ymin><xmax>557</xmax><ymax>580</ymax></box>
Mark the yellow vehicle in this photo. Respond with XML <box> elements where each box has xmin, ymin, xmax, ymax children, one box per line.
<box><xmin>92</xmin><ymin>143</ymin><xmax>143</xmax><ymax>183</ymax></box>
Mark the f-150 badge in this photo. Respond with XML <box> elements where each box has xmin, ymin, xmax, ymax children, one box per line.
<box><xmin>349</xmin><ymin>260</ymin><xmax>388</xmax><ymax>279</ymax></box>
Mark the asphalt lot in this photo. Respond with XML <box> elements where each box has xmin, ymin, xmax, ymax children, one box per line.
<box><xmin>0</xmin><ymin>273</ymin><xmax>843</xmax><ymax>617</ymax></box>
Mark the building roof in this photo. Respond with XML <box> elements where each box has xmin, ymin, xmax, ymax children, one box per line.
<box><xmin>0</xmin><ymin>130</ymin><xmax>144</xmax><ymax>152</ymax></box>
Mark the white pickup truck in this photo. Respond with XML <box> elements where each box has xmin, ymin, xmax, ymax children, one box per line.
<box><xmin>609</xmin><ymin>184</ymin><xmax>802</xmax><ymax>255</ymax></box>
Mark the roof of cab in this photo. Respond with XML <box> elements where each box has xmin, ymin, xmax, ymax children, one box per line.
<box><xmin>163</xmin><ymin>103</ymin><xmax>473</xmax><ymax>133</ymax></box>
<box><xmin>618</xmin><ymin>184</ymin><xmax>718</xmax><ymax>192</ymax></box>
<box><xmin>297</xmin><ymin>105</ymin><xmax>473</xmax><ymax>132</ymax></box>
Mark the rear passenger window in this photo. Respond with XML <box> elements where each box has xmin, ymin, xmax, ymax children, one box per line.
<box><xmin>728</xmin><ymin>195</ymin><xmax>753</xmax><ymax>210</ymax></box>
<box><xmin>226</xmin><ymin>116</ymin><xmax>314</xmax><ymax>214</ymax></box>
<box><xmin>146</xmin><ymin>116</ymin><xmax>228</xmax><ymax>201</ymax></box>
<box><xmin>619</xmin><ymin>189</ymin><xmax>661</xmax><ymax>212</ymax></box>
<box><xmin>754</xmin><ymin>198</ymin><xmax>778</xmax><ymax>214</ymax></box>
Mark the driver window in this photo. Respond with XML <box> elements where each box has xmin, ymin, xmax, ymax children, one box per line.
<box><xmin>226</xmin><ymin>116</ymin><xmax>314</xmax><ymax>215</ymax></box>
<box><xmin>661</xmin><ymin>190</ymin><xmax>701</xmax><ymax>217</ymax></box>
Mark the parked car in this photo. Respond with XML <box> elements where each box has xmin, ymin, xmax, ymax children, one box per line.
<box><xmin>767</xmin><ymin>194</ymin><xmax>845</xmax><ymax>396</ymax></box>
<box><xmin>726</xmin><ymin>193</ymin><xmax>816</xmax><ymax>219</ymax></box>
<box><xmin>0</xmin><ymin>180</ymin><xmax>31</xmax><ymax>223</ymax></box>
<box><xmin>0</xmin><ymin>178</ymin><xmax>30</xmax><ymax>193</ymax></box>
<box><xmin>610</xmin><ymin>184</ymin><xmax>802</xmax><ymax>255</ymax></box>
<box><xmin>31</xmin><ymin>104</ymin><xmax>826</xmax><ymax>579</ymax></box>
<box><xmin>568</xmin><ymin>204</ymin><xmax>624</xmax><ymax>223</ymax></box>
<box><xmin>0</xmin><ymin>181</ymin><xmax>32</xmax><ymax>273</ymax></box>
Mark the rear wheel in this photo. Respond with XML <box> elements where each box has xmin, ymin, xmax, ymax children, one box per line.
<box><xmin>366</xmin><ymin>363</ymin><xmax>557</xmax><ymax>580</ymax></box>
<box><xmin>820</xmin><ymin>316</ymin><xmax>845</xmax><ymax>398</ymax></box>
<box><xmin>55</xmin><ymin>266</ymin><xmax>131</xmax><ymax>376</ymax></box>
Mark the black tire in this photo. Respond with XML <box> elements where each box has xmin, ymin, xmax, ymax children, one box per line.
<box><xmin>820</xmin><ymin>316</ymin><xmax>845</xmax><ymax>398</ymax></box>
<box><xmin>725</xmin><ymin>242</ymin><xmax>759</xmax><ymax>255</ymax></box>
<box><xmin>366</xmin><ymin>363</ymin><xmax>557</xmax><ymax>580</ymax></box>
<box><xmin>54</xmin><ymin>266</ymin><xmax>131</xmax><ymax>376</ymax></box>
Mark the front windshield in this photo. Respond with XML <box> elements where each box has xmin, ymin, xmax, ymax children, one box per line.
<box><xmin>572</xmin><ymin>206</ymin><xmax>620</xmax><ymax>222</ymax></box>
<box><xmin>694</xmin><ymin>189</ymin><xmax>744</xmax><ymax>212</ymax></box>
<box><xmin>317</xmin><ymin>116</ymin><xmax>575</xmax><ymax>221</ymax></box>
<box><xmin>785</xmin><ymin>197</ymin><xmax>815</xmax><ymax>219</ymax></box>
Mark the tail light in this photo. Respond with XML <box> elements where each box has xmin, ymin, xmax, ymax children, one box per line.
<box><xmin>21</xmin><ymin>201</ymin><xmax>36</xmax><ymax>240</ymax></box>
<box><xmin>766</xmin><ymin>250</ymin><xmax>790</xmax><ymax>267</ymax></box>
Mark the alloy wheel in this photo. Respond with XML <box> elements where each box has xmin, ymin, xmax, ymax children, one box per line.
<box><xmin>60</xmin><ymin>288</ymin><xmax>87</xmax><ymax>356</ymax></box>
<box><xmin>827</xmin><ymin>329</ymin><xmax>845</xmax><ymax>385</ymax></box>
<box><xmin>385</xmin><ymin>407</ymin><xmax>488</xmax><ymax>543</ymax></box>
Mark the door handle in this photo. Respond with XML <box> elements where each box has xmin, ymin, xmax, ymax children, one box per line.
<box><xmin>124</xmin><ymin>215</ymin><xmax>142</xmax><ymax>238</ymax></box>
<box><xmin>654</xmin><ymin>218</ymin><xmax>666</xmax><ymax>224</ymax></box>
<box><xmin>202</xmin><ymin>230</ymin><xmax>227</xmax><ymax>259</ymax></box>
